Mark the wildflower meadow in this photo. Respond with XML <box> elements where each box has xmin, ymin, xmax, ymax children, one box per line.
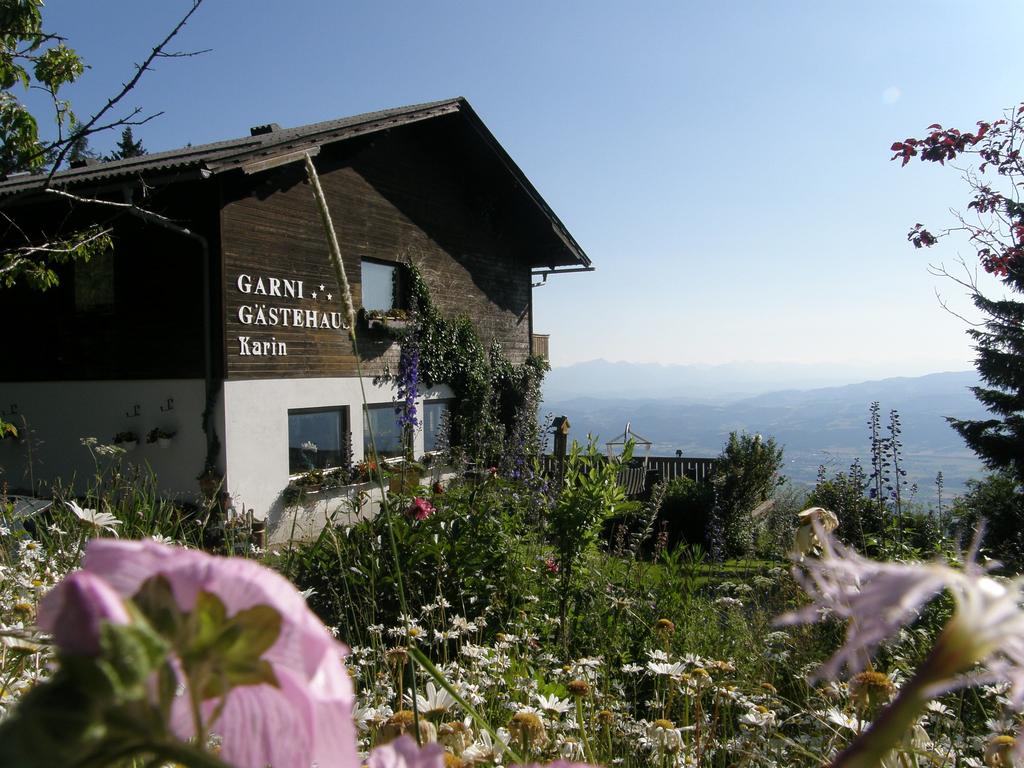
<box><xmin>2</xmin><ymin>432</ymin><xmax>1023</xmax><ymax>767</ymax></box>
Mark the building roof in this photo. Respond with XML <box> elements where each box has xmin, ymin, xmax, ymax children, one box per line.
<box><xmin>0</xmin><ymin>98</ymin><xmax>590</xmax><ymax>268</ymax></box>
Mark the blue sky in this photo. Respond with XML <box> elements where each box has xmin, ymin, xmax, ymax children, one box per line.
<box><xmin>30</xmin><ymin>1</ymin><xmax>1024</xmax><ymax>374</ymax></box>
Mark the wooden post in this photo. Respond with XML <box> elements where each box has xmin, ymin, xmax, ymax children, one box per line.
<box><xmin>551</xmin><ymin>415</ymin><xmax>570</xmax><ymax>480</ymax></box>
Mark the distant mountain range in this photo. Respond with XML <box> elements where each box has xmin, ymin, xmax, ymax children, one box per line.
<box><xmin>543</xmin><ymin>359</ymin><xmax>975</xmax><ymax>402</ymax></box>
<box><xmin>541</xmin><ymin>363</ymin><xmax>989</xmax><ymax>497</ymax></box>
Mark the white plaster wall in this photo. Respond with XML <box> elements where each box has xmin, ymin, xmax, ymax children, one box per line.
<box><xmin>0</xmin><ymin>380</ymin><xmax>211</xmax><ymax>498</ymax></box>
<box><xmin>221</xmin><ymin>377</ymin><xmax>452</xmax><ymax>542</ymax></box>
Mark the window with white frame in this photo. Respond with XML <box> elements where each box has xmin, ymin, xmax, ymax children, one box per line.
<box><xmin>423</xmin><ymin>400</ymin><xmax>451</xmax><ymax>453</ymax></box>
<box><xmin>360</xmin><ymin>259</ymin><xmax>404</xmax><ymax>312</ymax></box>
<box><xmin>287</xmin><ymin>406</ymin><xmax>350</xmax><ymax>475</ymax></box>
<box><xmin>74</xmin><ymin>248</ymin><xmax>115</xmax><ymax>314</ymax></box>
<box><xmin>363</xmin><ymin>403</ymin><xmax>404</xmax><ymax>458</ymax></box>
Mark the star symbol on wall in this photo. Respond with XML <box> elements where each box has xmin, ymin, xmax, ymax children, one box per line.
<box><xmin>319</xmin><ymin>284</ymin><xmax>325</xmax><ymax>292</ymax></box>
<box><xmin>327</xmin><ymin>293</ymin><xmax>333</xmax><ymax>301</ymax></box>
<box><xmin>311</xmin><ymin>291</ymin><xmax>318</xmax><ymax>299</ymax></box>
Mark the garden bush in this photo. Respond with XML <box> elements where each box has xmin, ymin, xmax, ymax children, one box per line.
<box><xmin>655</xmin><ymin>475</ymin><xmax>715</xmax><ymax>551</ymax></box>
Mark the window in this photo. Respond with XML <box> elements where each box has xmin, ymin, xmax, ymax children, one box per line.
<box><xmin>361</xmin><ymin>259</ymin><xmax>404</xmax><ymax>312</ymax></box>
<box><xmin>74</xmin><ymin>249</ymin><xmax>115</xmax><ymax>314</ymax></box>
<box><xmin>287</xmin><ymin>407</ymin><xmax>350</xmax><ymax>475</ymax></box>
<box><xmin>423</xmin><ymin>400</ymin><xmax>451</xmax><ymax>453</ymax></box>
<box><xmin>364</xmin><ymin>403</ymin><xmax>404</xmax><ymax>458</ymax></box>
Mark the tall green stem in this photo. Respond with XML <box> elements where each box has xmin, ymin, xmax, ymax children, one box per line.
<box><xmin>576</xmin><ymin>696</ymin><xmax>595</xmax><ymax>764</ymax></box>
<box><xmin>409</xmin><ymin>646</ymin><xmax>525</xmax><ymax>765</ymax></box>
<box><xmin>831</xmin><ymin>624</ymin><xmax>971</xmax><ymax>768</ymax></box>
<box><xmin>305</xmin><ymin>152</ymin><xmax>422</xmax><ymax>743</ymax></box>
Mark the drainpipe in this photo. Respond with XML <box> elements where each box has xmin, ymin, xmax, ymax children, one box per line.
<box><xmin>122</xmin><ymin>207</ymin><xmax>221</xmax><ymax>476</ymax></box>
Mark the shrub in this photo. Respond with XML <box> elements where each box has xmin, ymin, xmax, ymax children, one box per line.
<box><xmin>808</xmin><ymin>460</ymin><xmax>883</xmax><ymax>553</ymax></box>
<box><xmin>657</xmin><ymin>475</ymin><xmax>715</xmax><ymax>551</ymax></box>
<box><xmin>710</xmin><ymin>432</ymin><xmax>784</xmax><ymax>560</ymax></box>
<box><xmin>951</xmin><ymin>470</ymin><xmax>1024</xmax><ymax>573</ymax></box>
<box><xmin>281</xmin><ymin>477</ymin><xmax>542</xmax><ymax>643</ymax></box>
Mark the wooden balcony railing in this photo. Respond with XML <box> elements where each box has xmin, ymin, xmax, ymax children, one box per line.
<box><xmin>531</xmin><ymin>333</ymin><xmax>550</xmax><ymax>360</ymax></box>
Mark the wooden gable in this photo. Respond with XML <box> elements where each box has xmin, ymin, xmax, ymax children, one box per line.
<box><xmin>219</xmin><ymin>118</ymin><xmax>534</xmax><ymax>380</ymax></box>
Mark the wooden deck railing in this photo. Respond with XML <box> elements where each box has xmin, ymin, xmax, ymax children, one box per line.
<box><xmin>541</xmin><ymin>454</ymin><xmax>718</xmax><ymax>496</ymax></box>
<box><xmin>639</xmin><ymin>456</ymin><xmax>718</xmax><ymax>483</ymax></box>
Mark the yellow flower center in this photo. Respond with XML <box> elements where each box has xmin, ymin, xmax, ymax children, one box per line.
<box><xmin>567</xmin><ymin>679</ymin><xmax>590</xmax><ymax>697</ymax></box>
<box><xmin>849</xmin><ymin>671</ymin><xmax>894</xmax><ymax>709</ymax></box>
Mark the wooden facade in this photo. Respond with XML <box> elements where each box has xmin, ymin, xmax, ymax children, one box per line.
<box><xmin>219</xmin><ymin>119</ymin><xmax>535</xmax><ymax>380</ymax></box>
<box><xmin>1</xmin><ymin>103</ymin><xmax>571</xmax><ymax>383</ymax></box>
<box><xmin>0</xmin><ymin>185</ymin><xmax>215</xmax><ymax>382</ymax></box>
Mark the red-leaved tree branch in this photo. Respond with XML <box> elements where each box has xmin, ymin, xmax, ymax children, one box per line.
<box><xmin>892</xmin><ymin>105</ymin><xmax>1024</xmax><ymax>285</ymax></box>
<box><xmin>892</xmin><ymin>103</ymin><xmax>1024</xmax><ymax>486</ymax></box>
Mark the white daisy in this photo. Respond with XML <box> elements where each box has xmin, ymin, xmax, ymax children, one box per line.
<box><xmin>66</xmin><ymin>500</ymin><xmax>121</xmax><ymax>536</ymax></box>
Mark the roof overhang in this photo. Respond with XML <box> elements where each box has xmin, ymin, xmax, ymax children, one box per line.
<box><xmin>0</xmin><ymin>98</ymin><xmax>591</xmax><ymax>269</ymax></box>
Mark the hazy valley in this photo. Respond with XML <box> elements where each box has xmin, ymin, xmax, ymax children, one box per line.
<box><xmin>542</xmin><ymin>362</ymin><xmax>988</xmax><ymax>498</ymax></box>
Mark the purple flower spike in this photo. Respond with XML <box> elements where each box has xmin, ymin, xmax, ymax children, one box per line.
<box><xmin>38</xmin><ymin>570</ymin><xmax>131</xmax><ymax>656</ymax></box>
<box><xmin>395</xmin><ymin>335</ymin><xmax>421</xmax><ymax>431</ymax></box>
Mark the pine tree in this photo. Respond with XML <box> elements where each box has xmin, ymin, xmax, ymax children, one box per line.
<box><xmin>107</xmin><ymin>126</ymin><xmax>147</xmax><ymax>160</ymax></box>
<box><xmin>893</xmin><ymin>106</ymin><xmax>1024</xmax><ymax>486</ymax></box>
<box><xmin>947</xmin><ymin>288</ymin><xmax>1024</xmax><ymax>483</ymax></box>
<box><xmin>67</xmin><ymin>120</ymin><xmax>97</xmax><ymax>164</ymax></box>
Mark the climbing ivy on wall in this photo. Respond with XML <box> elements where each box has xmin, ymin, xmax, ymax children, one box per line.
<box><xmin>404</xmin><ymin>265</ymin><xmax>548</xmax><ymax>468</ymax></box>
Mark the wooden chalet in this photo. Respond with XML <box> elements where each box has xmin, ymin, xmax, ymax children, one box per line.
<box><xmin>0</xmin><ymin>98</ymin><xmax>590</xmax><ymax>539</ymax></box>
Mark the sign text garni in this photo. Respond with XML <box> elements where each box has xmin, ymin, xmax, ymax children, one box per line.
<box><xmin>234</xmin><ymin>272</ymin><xmax>349</xmax><ymax>357</ymax></box>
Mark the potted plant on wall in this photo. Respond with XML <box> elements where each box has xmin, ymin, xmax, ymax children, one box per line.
<box><xmin>359</xmin><ymin>307</ymin><xmax>411</xmax><ymax>337</ymax></box>
<box><xmin>1</xmin><ymin>420</ymin><xmax>19</xmax><ymax>444</ymax></box>
<box><xmin>112</xmin><ymin>430</ymin><xmax>139</xmax><ymax>451</ymax></box>
<box><xmin>146</xmin><ymin>427</ymin><xmax>176</xmax><ymax>448</ymax></box>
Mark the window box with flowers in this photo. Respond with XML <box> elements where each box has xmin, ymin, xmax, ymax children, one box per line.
<box><xmin>359</xmin><ymin>307</ymin><xmax>411</xmax><ymax>338</ymax></box>
<box><xmin>146</xmin><ymin>427</ymin><xmax>176</xmax><ymax>448</ymax></box>
<box><xmin>279</xmin><ymin>467</ymin><xmax>387</xmax><ymax>540</ymax></box>
<box><xmin>386</xmin><ymin>459</ymin><xmax>426</xmax><ymax>494</ymax></box>
<box><xmin>281</xmin><ymin>466</ymin><xmax>358</xmax><ymax>506</ymax></box>
<box><xmin>112</xmin><ymin>431</ymin><xmax>138</xmax><ymax>451</ymax></box>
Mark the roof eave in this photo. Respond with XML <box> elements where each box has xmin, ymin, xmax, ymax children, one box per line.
<box><xmin>453</xmin><ymin>99</ymin><xmax>591</xmax><ymax>269</ymax></box>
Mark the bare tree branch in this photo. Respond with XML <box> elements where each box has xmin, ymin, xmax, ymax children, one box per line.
<box><xmin>43</xmin><ymin>0</ymin><xmax>206</xmax><ymax>182</ymax></box>
<box><xmin>44</xmin><ymin>188</ymin><xmax>196</xmax><ymax>236</ymax></box>
<box><xmin>927</xmin><ymin>255</ymin><xmax>1003</xmax><ymax>327</ymax></box>
<box><xmin>155</xmin><ymin>47</ymin><xmax>212</xmax><ymax>59</ymax></box>
<box><xmin>6</xmin><ymin>226</ymin><xmax>112</xmax><ymax>258</ymax></box>
<box><xmin>932</xmin><ymin>287</ymin><xmax>985</xmax><ymax>327</ymax></box>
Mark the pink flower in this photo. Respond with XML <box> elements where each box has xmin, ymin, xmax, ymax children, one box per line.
<box><xmin>407</xmin><ymin>497</ymin><xmax>435</xmax><ymax>521</ymax></box>
<box><xmin>367</xmin><ymin>735</ymin><xmax>444</xmax><ymax>768</ymax></box>
<box><xmin>82</xmin><ymin>539</ymin><xmax>358</xmax><ymax>768</ymax></box>
<box><xmin>545</xmin><ymin>557</ymin><xmax>560</xmax><ymax>574</ymax></box>
<box><xmin>37</xmin><ymin>570</ymin><xmax>131</xmax><ymax>656</ymax></box>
